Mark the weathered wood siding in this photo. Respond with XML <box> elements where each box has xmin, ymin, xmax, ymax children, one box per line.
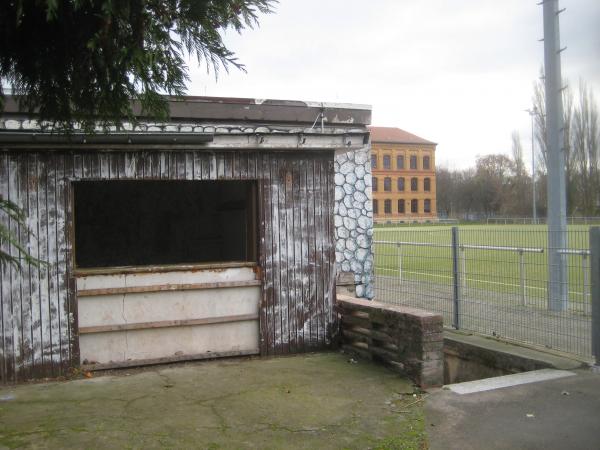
<box><xmin>0</xmin><ymin>150</ymin><xmax>336</xmax><ymax>382</ymax></box>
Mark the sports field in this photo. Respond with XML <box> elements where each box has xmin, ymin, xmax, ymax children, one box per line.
<box><xmin>372</xmin><ymin>224</ymin><xmax>594</xmax><ymax>357</ymax></box>
<box><xmin>373</xmin><ymin>224</ymin><xmax>592</xmax><ymax>307</ymax></box>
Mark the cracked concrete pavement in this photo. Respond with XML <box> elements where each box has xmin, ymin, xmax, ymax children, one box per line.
<box><xmin>0</xmin><ymin>353</ymin><xmax>426</xmax><ymax>449</ymax></box>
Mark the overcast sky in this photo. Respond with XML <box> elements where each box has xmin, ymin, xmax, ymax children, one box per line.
<box><xmin>186</xmin><ymin>0</ymin><xmax>600</xmax><ymax>169</ymax></box>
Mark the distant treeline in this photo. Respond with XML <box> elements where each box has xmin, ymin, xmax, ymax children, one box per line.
<box><xmin>437</xmin><ymin>77</ymin><xmax>599</xmax><ymax>220</ymax></box>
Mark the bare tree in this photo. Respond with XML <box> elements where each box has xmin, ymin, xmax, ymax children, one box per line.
<box><xmin>511</xmin><ymin>131</ymin><xmax>525</xmax><ymax>175</ymax></box>
<box><xmin>572</xmin><ymin>80</ymin><xmax>600</xmax><ymax>215</ymax></box>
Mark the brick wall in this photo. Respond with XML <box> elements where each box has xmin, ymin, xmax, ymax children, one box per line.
<box><xmin>337</xmin><ymin>295</ymin><xmax>444</xmax><ymax>387</ymax></box>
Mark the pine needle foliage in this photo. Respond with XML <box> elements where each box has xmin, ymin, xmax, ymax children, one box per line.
<box><xmin>0</xmin><ymin>0</ymin><xmax>276</xmax><ymax>132</ymax></box>
<box><xmin>0</xmin><ymin>196</ymin><xmax>46</xmax><ymax>271</ymax></box>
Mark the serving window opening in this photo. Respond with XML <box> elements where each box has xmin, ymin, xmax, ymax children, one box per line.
<box><xmin>73</xmin><ymin>180</ymin><xmax>258</xmax><ymax>269</ymax></box>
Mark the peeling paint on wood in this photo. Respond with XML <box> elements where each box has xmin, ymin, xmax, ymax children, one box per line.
<box><xmin>0</xmin><ymin>149</ymin><xmax>335</xmax><ymax>382</ymax></box>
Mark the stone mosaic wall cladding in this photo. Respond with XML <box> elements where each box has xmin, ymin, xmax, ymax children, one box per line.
<box><xmin>334</xmin><ymin>146</ymin><xmax>374</xmax><ymax>299</ymax></box>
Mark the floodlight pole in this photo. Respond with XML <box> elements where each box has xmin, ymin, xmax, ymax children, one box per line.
<box><xmin>525</xmin><ymin>108</ymin><xmax>538</xmax><ymax>224</ymax></box>
<box><xmin>543</xmin><ymin>0</ymin><xmax>568</xmax><ymax>311</ymax></box>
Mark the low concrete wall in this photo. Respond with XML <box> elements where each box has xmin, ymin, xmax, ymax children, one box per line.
<box><xmin>444</xmin><ymin>331</ymin><xmax>583</xmax><ymax>384</ymax></box>
<box><xmin>336</xmin><ymin>295</ymin><xmax>444</xmax><ymax>387</ymax></box>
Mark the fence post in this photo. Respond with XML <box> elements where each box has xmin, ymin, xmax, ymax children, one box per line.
<box><xmin>591</xmin><ymin>227</ymin><xmax>600</xmax><ymax>369</ymax></box>
<box><xmin>452</xmin><ymin>226</ymin><xmax>461</xmax><ymax>329</ymax></box>
<box><xmin>582</xmin><ymin>253</ymin><xmax>590</xmax><ymax>308</ymax></box>
<box><xmin>460</xmin><ymin>247</ymin><xmax>467</xmax><ymax>296</ymax></box>
<box><xmin>519</xmin><ymin>250</ymin><xmax>526</xmax><ymax>306</ymax></box>
<box><xmin>397</xmin><ymin>243</ymin><xmax>403</xmax><ymax>284</ymax></box>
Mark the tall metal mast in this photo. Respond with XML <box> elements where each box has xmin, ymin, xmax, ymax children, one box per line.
<box><xmin>543</xmin><ymin>0</ymin><xmax>568</xmax><ymax>311</ymax></box>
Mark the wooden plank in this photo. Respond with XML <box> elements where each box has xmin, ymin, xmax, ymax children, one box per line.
<box><xmin>284</xmin><ymin>158</ymin><xmax>296</xmax><ymax>353</ymax></box>
<box><xmin>35</xmin><ymin>154</ymin><xmax>52</xmax><ymax>376</ymax></box>
<box><xmin>341</xmin><ymin>328</ymin><xmax>370</xmax><ymax>345</ymax></box>
<box><xmin>176</xmin><ymin>151</ymin><xmax>186</xmax><ymax>180</ymax></box>
<box><xmin>325</xmin><ymin>155</ymin><xmax>336</xmax><ymax>343</ymax></box>
<box><xmin>278</xmin><ymin>159</ymin><xmax>290</xmax><ymax>354</ymax></box>
<box><xmin>45</xmin><ymin>154</ymin><xmax>62</xmax><ymax>375</ymax></box>
<box><xmin>64</xmin><ymin>154</ymin><xmax>79</xmax><ymax>369</ymax></box>
<box><xmin>56</xmin><ymin>152</ymin><xmax>71</xmax><ymax>374</ymax></box>
<box><xmin>313</xmin><ymin>155</ymin><xmax>324</xmax><ymax>347</ymax></box>
<box><xmin>74</xmin><ymin>261</ymin><xmax>257</xmax><ymax>277</ymax></box>
<box><xmin>136</xmin><ymin>151</ymin><xmax>146</xmax><ymax>179</ymax></box>
<box><xmin>108</xmin><ymin>150</ymin><xmax>119</xmax><ymax>179</ymax></box>
<box><xmin>292</xmin><ymin>158</ymin><xmax>304</xmax><ymax>352</ymax></box>
<box><xmin>201</xmin><ymin>152</ymin><xmax>211</xmax><ymax>180</ymax></box>
<box><xmin>0</xmin><ymin>153</ymin><xmax>14</xmax><ymax>381</ymax></box>
<box><xmin>299</xmin><ymin>158</ymin><xmax>310</xmax><ymax>351</ymax></box>
<box><xmin>193</xmin><ymin>151</ymin><xmax>202</xmax><ymax>180</ymax></box>
<box><xmin>159</xmin><ymin>151</ymin><xmax>169</xmax><ymax>179</ymax></box>
<box><xmin>79</xmin><ymin>313</ymin><xmax>259</xmax><ymax>334</ymax></box>
<box><xmin>82</xmin><ymin>348</ymin><xmax>259</xmax><ymax>372</ymax></box>
<box><xmin>18</xmin><ymin>153</ymin><xmax>34</xmax><ymax>378</ymax></box>
<box><xmin>99</xmin><ymin>152</ymin><xmax>110</xmax><ymax>179</ymax></box>
<box><xmin>28</xmin><ymin>153</ymin><xmax>46</xmax><ymax>376</ymax></box>
<box><xmin>224</xmin><ymin>152</ymin><xmax>233</xmax><ymax>179</ymax></box>
<box><xmin>77</xmin><ymin>279</ymin><xmax>261</xmax><ymax>297</ymax></box>
<box><xmin>306</xmin><ymin>158</ymin><xmax>317</xmax><ymax>348</ymax></box>
<box><xmin>240</xmin><ymin>152</ymin><xmax>249</xmax><ymax>180</ymax></box>
<box><xmin>270</xmin><ymin>156</ymin><xmax>282</xmax><ymax>354</ymax></box>
<box><xmin>150</xmin><ymin>151</ymin><xmax>161</xmax><ymax>179</ymax></box>
<box><xmin>257</xmin><ymin>155</ymin><xmax>270</xmax><ymax>355</ymax></box>
<box><xmin>216</xmin><ymin>152</ymin><xmax>224</xmax><ymax>179</ymax></box>
<box><xmin>124</xmin><ymin>152</ymin><xmax>138</xmax><ymax>179</ymax></box>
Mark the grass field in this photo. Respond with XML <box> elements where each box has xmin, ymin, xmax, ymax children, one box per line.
<box><xmin>373</xmin><ymin>224</ymin><xmax>593</xmax><ymax>307</ymax></box>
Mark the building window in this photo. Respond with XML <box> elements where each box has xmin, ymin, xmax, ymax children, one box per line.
<box><xmin>384</xmin><ymin>177</ymin><xmax>392</xmax><ymax>191</ymax></box>
<box><xmin>424</xmin><ymin>199</ymin><xmax>431</xmax><ymax>213</ymax></box>
<box><xmin>384</xmin><ymin>199</ymin><xmax>392</xmax><ymax>214</ymax></box>
<box><xmin>373</xmin><ymin>176</ymin><xmax>378</xmax><ymax>191</ymax></box>
<box><xmin>396</xmin><ymin>155</ymin><xmax>404</xmax><ymax>170</ymax></box>
<box><xmin>423</xmin><ymin>155</ymin><xmax>430</xmax><ymax>170</ymax></box>
<box><xmin>410</xmin><ymin>155</ymin><xmax>417</xmax><ymax>170</ymax></box>
<box><xmin>373</xmin><ymin>199</ymin><xmax>378</xmax><ymax>214</ymax></box>
<box><xmin>411</xmin><ymin>199</ymin><xmax>418</xmax><ymax>214</ymax></box>
<box><xmin>398</xmin><ymin>199</ymin><xmax>405</xmax><ymax>214</ymax></box>
<box><xmin>397</xmin><ymin>177</ymin><xmax>405</xmax><ymax>191</ymax></box>
<box><xmin>383</xmin><ymin>154</ymin><xmax>391</xmax><ymax>170</ymax></box>
<box><xmin>371</xmin><ymin>154</ymin><xmax>377</xmax><ymax>169</ymax></box>
<box><xmin>424</xmin><ymin>177</ymin><xmax>431</xmax><ymax>192</ymax></box>
<box><xmin>74</xmin><ymin>180</ymin><xmax>257</xmax><ymax>268</ymax></box>
<box><xmin>411</xmin><ymin>177</ymin><xmax>418</xmax><ymax>192</ymax></box>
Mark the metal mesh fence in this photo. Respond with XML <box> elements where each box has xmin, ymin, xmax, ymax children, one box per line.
<box><xmin>373</xmin><ymin>225</ymin><xmax>593</xmax><ymax>359</ymax></box>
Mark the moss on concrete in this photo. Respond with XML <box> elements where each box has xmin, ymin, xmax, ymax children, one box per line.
<box><xmin>0</xmin><ymin>353</ymin><xmax>426</xmax><ymax>449</ymax></box>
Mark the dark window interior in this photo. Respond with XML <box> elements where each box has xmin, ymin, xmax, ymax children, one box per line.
<box><xmin>397</xmin><ymin>155</ymin><xmax>404</xmax><ymax>170</ymax></box>
<box><xmin>384</xmin><ymin>199</ymin><xmax>392</xmax><ymax>214</ymax></box>
<box><xmin>384</xmin><ymin>177</ymin><xmax>391</xmax><ymax>191</ymax></box>
<box><xmin>424</xmin><ymin>199</ymin><xmax>431</xmax><ymax>213</ymax></box>
<box><xmin>383</xmin><ymin>155</ymin><xmax>391</xmax><ymax>169</ymax></box>
<box><xmin>410</xmin><ymin>155</ymin><xmax>417</xmax><ymax>170</ymax></box>
<box><xmin>397</xmin><ymin>177</ymin><xmax>405</xmax><ymax>191</ymax></box>
<box><xmin>74</xmin><ymin>180</ymin><xmax>257</xmax><ymax>268</ymax></box>
<box><xmin>371</xmin><ymin>155</ymin><xmax>377</xmax><ymax>169</ymax></box>
<box><xmin>424</xmin><ymin>177</ymin><xmax>431</xmax><ymax>191</ymax></box>
<box><xmin>411</xmin><ymin>199</ymin><xmax>418</xmax><ymax>213</ymax></box>
<box><xmin>411</xmin><ymin>177</ymin><xmax>418</xmax><ymax>191</ymax></box>
<box><xmin>423</xmin><ymin>156</ymin><xmax>431</xmax><ymax>170</ymax></box>
<box><xmin>398</xmin><ymin>199</ymin><xmax>405</xmax><ymax>213</ymax></box>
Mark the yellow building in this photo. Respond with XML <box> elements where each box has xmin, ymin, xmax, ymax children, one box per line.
<box><xmin>370</xmin><ymin>126</ymin><xmax>437</xmax><ymax>222</ymax></box>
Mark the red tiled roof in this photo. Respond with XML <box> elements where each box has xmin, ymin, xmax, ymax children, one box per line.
<box><xmin>368</xmin><ymin>126</ymin><xmax>436</xmax><ymax>145</ymax></box>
